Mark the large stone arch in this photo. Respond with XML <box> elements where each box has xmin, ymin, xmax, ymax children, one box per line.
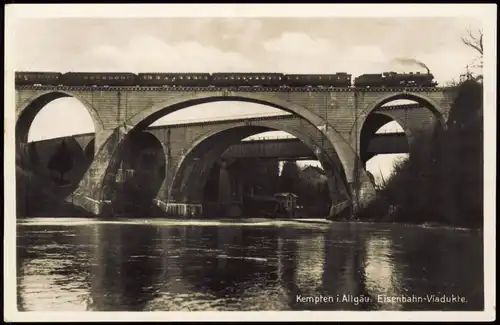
<box><xmin>124</xmin><ymin>92</ymin><xmax>358</xmax><ymax>180</ymax></box>
<box><xmin>359</xmin><ymin>92</ymin><xmax>446</xmax><ymax>129</ymax></box>
<box><xmin>166</xmin><ymin>120</ymin><xmax>351</xmax><ymax>214</ymax></box>
<box><xmin>73</xmin><ymin>93</ymin><xmax>374</xmax><ymax>215</ymax></box>
<box><xmin>119</xmin><ymin>130</ymin><xmax>168</xmax><ymax>172</ymax></box>
<box><xmin>101</xmin><ymin>130</ymin><xmax>167</xmax><ymax>215</ymax></box>
<box><xmin>16</xmin><ymin>91</ymin><xmax>104</xmax><ymax>214</ymax></box>
<box><xmin>15</xmin><ymin>90</ymin><xmax>104</xmax><ymax>145</ymax></box>
<box><xmin>356</xmin><ymin>92</ymin><xmax>447</xmax><ymax>157</ymax></box>
<box><xmin>359</xmin><ymin>111</ymin><xmax>412</xmax><ymax>166</ymax></box>
<box><xmin>171</xmin><ymin>126</ymin><xmax>269</xmax><ymax>203</ymax></box>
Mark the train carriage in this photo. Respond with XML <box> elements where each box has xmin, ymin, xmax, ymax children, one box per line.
<box><xmin>60</xmin><ymin>72</ymin><xmax>138</xmax><ymax>87</ymax></box>
<box><xmin>285</xmin><ymin>74</ymin><xmax>314</xmax><ymax>87</ymax></box>
<box><xmin>211</xmin><ymin>73</ymin><xmax>284</xmax><ymax>87</ymax></box>
<box><xmin>137</xmin><ymin>73</ymin><xmax>212</xmax><ymax>87</ymax></box>
<box><xmin>285</xmin><ymin>73</ymin><xmax>351</xmax><ymax>87</ymax></box>
<box><xmin>354</xmin><ymin>74</ymin><xmax>385</xmax><ymax>88</ymax></box>
<box><xmin>333</xmin><ymin>73</ymin><xmax>352</xmax><ymax>87</ymax></box>
<box><xmin>14</xmin><ymin>69</ymin><xmax>437</xmax><ymax>89</ymax></box>
<box><xmin>15</xmin><ymin>72</ymin><xmax>62</xmax><ymax>86</ymax></box>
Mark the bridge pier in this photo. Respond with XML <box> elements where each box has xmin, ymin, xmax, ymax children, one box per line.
<box><xmin>67</xmin><ymin>129</ymin><xmax>125</xmax><ymax>216</ymax></box>
<box><xmin>150</xmin><ymin>153</ymin><xmax>207</xmax><ymax>218</ymax></box>
<box><xmin>348</xmin><ymin>171</ymin><xmax>377</xmax><ymax>214</ymax></box>
<box><xmin>67</xmin><ymin>193</ymin><xmax>111</xmax><ymax>216</ymax></box>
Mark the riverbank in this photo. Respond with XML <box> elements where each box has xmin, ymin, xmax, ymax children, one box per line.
<box><xmin>16</xmin><ymin>217</ymin><xmax>334</xmax><ymax>228</ymax></box>
<box><xmin>16</xmin><ymin>216</ymin><xmax>484</xmax><ymax>233</ymax></box>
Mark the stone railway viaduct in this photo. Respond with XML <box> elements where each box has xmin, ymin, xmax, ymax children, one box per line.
<box><xmin>15</xmin><ymin>84</ymin><xmax>457</xmax><ymax>218</ymax></box>
<box><xmin>28</xmin><ymin>114</ymin><xmax>410</xmax><ymax>213</ymax></box>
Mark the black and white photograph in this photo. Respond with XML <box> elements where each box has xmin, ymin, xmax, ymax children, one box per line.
<box><xmin>4</xmin><ymin>4</ymin><xmax>496</xmax><ymax>322</ymax></box>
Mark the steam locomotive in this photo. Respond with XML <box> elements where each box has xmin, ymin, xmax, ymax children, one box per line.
<box><xmin>354</xmin><ymin>71</ymin><xmax>437</xmax><ymax>88</ymax></box>
<box><xmin>14</xmin><ymin>71</ymin><xmax>437</xmax><ymax>88</ymax></box>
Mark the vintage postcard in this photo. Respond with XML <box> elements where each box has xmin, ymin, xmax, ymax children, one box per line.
<box><xmin>4</xmin><ymin>4</ymin><xmax>496</xmax><ymax>322</ymax></box>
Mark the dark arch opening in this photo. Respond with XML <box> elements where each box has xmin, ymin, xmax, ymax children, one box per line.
<box><xmin>103</xmin><ymin>131</ymin><xmax>166</xmax><ymax>217</ymax></box>
<box><xmin>359</xmin><ymin>94</ymin><xmax>446</xmax><ymax>155</ymax></box>
<box><xmin>15</xmin><ymin>92</ymin><xmax>98</xmax><ymax>217</ymax></box>
<box><xmin>16</xmin><ymin>93</ymin><xmax>98</xmax><ymax>172</ymax></box>
<box><xmin>359</xmin><ymin>95</ymin><xmax>445</xmax><ymax>189</ymax></box>
<box><xmin>22</xmin><ymin>136</ymin><xmax>89</xmax><ymax>187</ymax></box>
<box><xmin>169</xmin><ymin>124</ymin><xmax>350</xmax><ymax>219</ymax></box>
<box><xmin>18</xmin><ymin>136</ymin><xmax>98</xmax><ymax>217</ymax></box>
<box><xmin>45</xmin><ymin>138</ymin><xmax>84</xmax><ymax>188</ymax></box>
<box><xmin>360</xmin><ymin>113</ymin><xmax>410</xmax><ymax>167</ymax></box>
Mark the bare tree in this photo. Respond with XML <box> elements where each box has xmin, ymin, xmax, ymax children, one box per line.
<box><xmin>461</xmin><ymin>28</ymin><xmax>483</xmax><ymax>68</ymax></box>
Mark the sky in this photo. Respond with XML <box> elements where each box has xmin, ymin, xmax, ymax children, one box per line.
<box><xmin>10</xmin><ymin>12</ymin><xmax>483</xmax><ymax>185</ymax></box>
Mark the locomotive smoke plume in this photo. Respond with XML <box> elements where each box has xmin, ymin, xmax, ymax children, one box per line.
<box><xmin>392</xmin><ymin>58</ymin><xmax>430</xmax><ymax>74</ymax></box>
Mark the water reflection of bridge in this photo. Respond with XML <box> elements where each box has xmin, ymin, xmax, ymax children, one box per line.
<box><xmin>16</xmin><ymin>222</ymin><xmax>484</xmax><ymax>311</ymax></box>
<box><xmin>85</xmin><ymin>224</ymin><xmax>363</xmax><ymax>310</ymax></box>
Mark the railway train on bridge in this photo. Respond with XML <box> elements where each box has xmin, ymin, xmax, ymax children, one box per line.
<box><xmin>14</xmin><ymin>70</ymin><xmax>437</xmax><ymax>88</ymax></box>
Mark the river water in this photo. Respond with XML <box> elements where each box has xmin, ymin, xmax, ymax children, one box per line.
<box><xmin>16</xmin><ymin>218</ymin><xmax>484</xmax><ymax>311</ymax></box>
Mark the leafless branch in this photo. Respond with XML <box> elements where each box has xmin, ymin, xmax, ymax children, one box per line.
<box><xmin>461</xmin><ymin>28</ymin><xmax>483</xmax><ymax>56</ymax></box>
